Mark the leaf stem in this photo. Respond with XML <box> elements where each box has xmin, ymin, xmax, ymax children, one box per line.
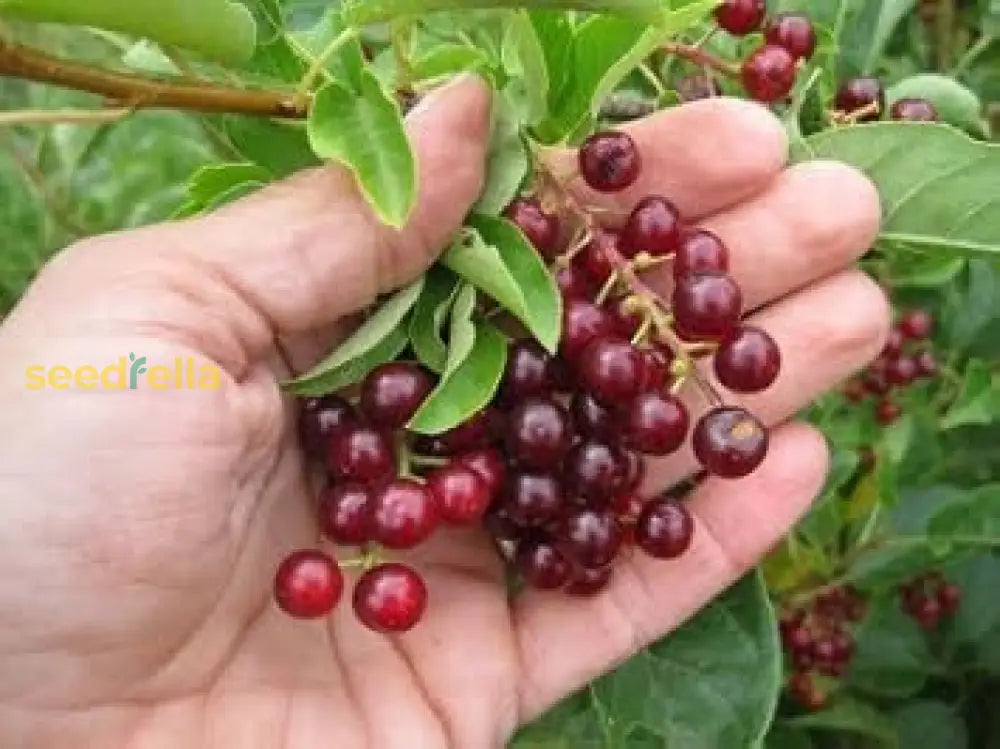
<box><xmin>0</xmin><ymin>38</ymin><xmax>307</xmax><ymax>119</ymax></box>
<box><xmin>0</xmin><ymin>106</ymin><xmax>133</xmax><ymax>127</ymax></box>
<box><xmin>296</xmin><ymin>27</ymin><xmax>359</xmax><ymax>98</ymax></box>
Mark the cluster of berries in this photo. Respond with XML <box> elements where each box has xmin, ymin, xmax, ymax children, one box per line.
<box><xmin>844</xmin><ymin>309</ymin><xmax>938</xmax><ymax>425</ymax></box>
<box><xmin>272</xmin><ymin>127</ymin><xmax>780</xmax><ymax>631</ymax></box>
<box><xmin>780</xmin><ymin>585</ymin><xmax>868</xmax><ymax>711</ymax></box>
<box><xmin>900</xmin><ymin>572</ymin><xmax>962</xmax><ymax>630</ymax></box>
<box><xmin>715</xmin><ymin>2</ymin><xmax>940</xmax><ymax>122</ymax></box>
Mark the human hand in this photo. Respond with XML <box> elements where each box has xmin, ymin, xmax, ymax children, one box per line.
<box><xmin>0</xmin><ymin>75</ymin><xmax>886</xmax><ymax>748</ymax></box>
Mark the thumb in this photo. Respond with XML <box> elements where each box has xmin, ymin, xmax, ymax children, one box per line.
<box><xmin>9</xmin><ymin>74</ymin><xmax>492</xmax><ymax>374</ymax></box>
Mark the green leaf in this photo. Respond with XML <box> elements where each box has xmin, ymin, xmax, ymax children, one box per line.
<box><xmin>787</xmin><ymin>698</ymin><xmax>899</xmax><ymax>746</ymax></box>
<box><xmin>502</xmin><ymin>11</ymin><xmax>550</xmax><ymax>125</ymax></box>
<box><xmin>175</xmin><ymin>163</ymin><xmax>271</xmax><ymax>218</ymax></box>
<box><xmin>795</xmin><ymin>124</ymin><xmax>1000</xmax><ymax>258</ymax></box>
<box><xmin>409</xmin><ymin>268</ymin><xmax>460</xmax><ymax>374</ymax></box>
<box><xmin>0</xmin><ymin>0</ymin><xmax>255</xmax><ymax>63</ymax></box>
<box><xmin>892</xmin><ymin>701</ymin><xmax>968</xmax><ymax>749</ymax></box>
<box><xmin>408</xmin><ymin>317</ymin><xmax>508</xmax><ymax>435</ymax></box>
<box><xmin>846</xmin><ymin>596</ymin><xmax>934</xmax><ymax>698</ymax></box>
<box><xmin>888</xmin><ymin>74</ymin><xmax>987</xmax><ymax>136</ymax></box>
<box><xmin>941</xmin><ymin>359</ymin><xmax>1000</xmax><ymax>429</ymax></box>
<box><xmin>943</xmin><ymin>553</ymin><xmax>1000</xmax><ymax>655</ymax></box>
<box><xmin>308</xmin><ymin>71</ymin><xmax>416</xmax><ymax>227</ymax></box>
<box><xmin>222</xmin><ymin>117</ymin><xmax>320</xmax><ymax>177</ymax></box>
<box><xmin>285</xmin><ymin>278</ymin><xmax>424</xmax><ymax>395</ymax></box>
<box><xmin>862</xmin><ymin>0</ymin><xmax>918</xmax><ymax>75</ymax></box>
<box><xmin>515</xmin><ymin>571</ymin><xmax>781</xmax><ymax>748</ymax></box>
<box><xmin>444</xmin><ymin>217</ymin><xmax>562</xmax><ymax>353</ymax></box>
<box><xmin>474</xmin><ymin>89</ymin><xmax>530</xmax><ymax>216</ymax></box>
<box><xmin>412</xmin><ymin>44</ymin><xmax>490</xmax><ymax>80</ymax></box>
<box><xmin>600</xmin><ymin>571</ymin><xmax>781</xmax><ymax>748</ymax></box>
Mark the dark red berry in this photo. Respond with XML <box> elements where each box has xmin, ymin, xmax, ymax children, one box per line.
<box><xmin>882</xmin><ymin>329</ymin><xmax>905</xmax><ymax>358</ymax></box>
<box><xmin>353</xmin><ymin>563</ymin><xmax>427</xmax><ymax>632</ymax></box>
<box><xmin>571</xmin><ymin>391</ymin><xmax>619</xmax><ymax>441</ymax></box>
<box><xmin>517</xmin><ymin>536</ymin><xmax>571</xmax><ymax>589</ymax></box>
<box><xmin>299</xmin><ymin>395</ymin><xmax>356</xmax><ymax>457</ymax></box>
<box><xmin>327</xmin><ymin>424</ymin><xmax>395</xmax><ymax>484</ymax></box>
<box><xmin>623</xmin><ymin>450</ymin><xmax>646</xmax><ymax>491</ymax></box>
<box><xmin>741</xmin><ymin>44</ymin><xmax>798</xmax><ymax>103</ymax></box>
<box><xmin>609</xmin><ymin>297</ymin><xmax>644</xmax><ymax>338</ymax></box>
<box><xmin>784</xmin><ymin>625</ymin><xmax>813</xmax><ymax>654</ymax></box>
<box><xmin>672</xmin><ymin>272</ymin><xmax>743</xmax><ymax>342</ymax></box>
<box><xmin>787</xmin><ymin>672</ymin><xmax>812</xmax><ymax>700</ymax></box>
<box><xmin>621</xmin><ymin>196</ymin><xmax>682</xmax><ymax>258</ymax></box>
<box><xmin>565</xmin><ymin>564</ymin><xmax>614</xmax><ymax>596</ymax></box>
<box><xmin>505</xmin><ymin>197</ymin><xmax>561</xmax><ymax>259</ymax></box>
<box><xmin>426</xmin><ymin>463</ymin><xmax>491</xmax><ymax>525</ymax></box>
<box><xmin>556</xmin><ymin>262</ymin><xmax>596</xmax><ymax>300</ymax></box>
<box><xmin>792</xmin><ymin>649</ymin><xmax>814</xmax><ymax>671</ymax></box>
<box><xmin>886</xmin><ymin>356</ymin><xmax>918</xmax><ymax>386</ymax></box>
<box><xmin>274</xmin><ymin>550</ymin><xmax>343</xmax><ymax>619</ymax></box>
<box><xmin>875</xmin><ymin>399</ymin><xmax>902</xmax><ymax>426</ymax></box>
<box><xmin>611</xmin><ymin>491</ymin><xmax>645</xmax><ymax>522</ymax></box>
<box><xmin>456</xmin><ymin>448</ymin><xmax>507</xmax><ymax>499</ymax></box>
<box><xmin>864</xmin><ymin>371</ymin><xmax>891</xmax><ymax>397</ymax></box>
<box><xmin>899</xmin><ymin>309</ymin><xmax>934</xmax><ymax>340</ymax></box>
<box><xmin>938</xmin><ymin>583</ymin><xmax>961</xmax><ymax>615</ymax></box>
<box><xmin>360</xmin><ymin>362</ymin><xmax>434</xmax><ymax>429</ymax></box>
<box><xmin>831</xmin><ymin>631</ymin><xmax>855</xmax><ymax>662</ymax></box>
<box><xmin>764</xmin><ymin>13</ymin><xmax>817</xmax><ymax>60</ymax></box>
<box><xmin>370</xmin><ymin>479</ymin><xmax>439</xmax><ymax>549</ymax></box>
<box><xmin>675</xmin><ymin>229</ymin><xmax>729</xmax><ymax>278</ymax></box>
<box><xmin>891</xmin><ymin>98</ymin><xmax>939</xmax><ymax>122</ymax></box>
<box><xmin>504</xmin><ymin>339</ymin><xmax>556</xmax><ymax>401</ymax></box>
<box><xmin>625</xmin><ymin>392</ymin><xmax>689</xmax><ymax>456</ymax></box>
<box><xmin>835</xmin><ymin>77</ymin><xmax>885</xmax><ymax>121</ymax></box>
<box><xmin>505</xmin><ymin>397</ymin><xmax>573</xmax><ymax>470</ymax></box>
<box><xmin>844</xmin><ymin>379</ymin><xmax>867</xmax><ymax>403</ymax></box>
<box><xmin>561</xmin><ymin>300</ymin><xmax>617</xmax><ymax>361</ymax></box>
<box><xmin>504</xmin><ymin>472</ymin><xmax>565</xmax><ymax>526</ymax></box>
<box><xmin>558</xmin><ymin>509</ymin><xmax>623</xmax><ymax>569</ymax></box>
<box><xmin>913</xmin><ymin>595</ymin><xmax>942</xmax><ymax>630</ymax></box>
<box><xmin>579</xmin><ymin>131</ymin><xmax>642</xmax><ymax>193</ymax></box>
<box><xmin>714</xmin><ymin>326</ymin><xmax>781</xmax><ymax>393</ymax></box>
<box><xmin>635</xmin><ymin>499</ymin><xmax>694</xmax><ymax>559</ymax></box>
<box><xmin>640</xmin><ymin>345</ymin><xmax>673</xmax><ymax>391</ymax></box>
<box><xmin>579</xmin><ymin>228</ymin><xmax>621</xmax><ymax>283</ymax></box>
<box><xmin>578</xmin><ymin>337</ymin><xmax>646</xmax><ymax>405</ymax></box>
<box><xmin>692</xmin><ymin>407</ymin><xmax>769</xmax><ymax>478</ymax></box>
<box><xmin>915</xmin><ymin>350</ymin><xmax>939</xmax><ymax>378</ymax></box>
<box><xmin>318</xmin><ymin>483</ymin><xmax>372</xmax><ymax>546</ymax></box>
<box><xmin>811</xmin><ymin>638</ymin><xmax>836</xmax><ymax>665</ymax></box>
<box><xmin>715</xmin><ymin>0</ymin><xmax>766</xmax><ymax>35</ymax></box>
<box><xmin>564</xmin><ymin>440</ymin><xmax>629</xmax><ymax>501</ymax></box>
<box><xmin>423</xmin><ymin>409</ymin><xmax>497</xmax><ymax>456</ymax></box>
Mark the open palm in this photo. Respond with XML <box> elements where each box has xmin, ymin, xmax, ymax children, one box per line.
<box><xmin>0</xmin><ymin>77</ymin><xmax>886</xmax><ymax>748</ymax></box>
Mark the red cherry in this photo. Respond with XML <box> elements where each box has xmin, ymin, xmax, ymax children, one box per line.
<box><xmin>299</xmin><ymin>395</ymin><xmax>356</xmax><ymax>458</ymax></box>
<box><xmin>713</xmin><ymin>326</ymin><xmax>781</xmax><ymax>393</ymax></box>
<box><xmin>561</xmin><ymin>300</ymin><xmax>617</xmax><ymax>361</ymax></box>
<box><xmin>578</xmin><ymin>131</ymin><xmax>642</xmax><ymax>193</ymax></box>
<box><xmin>835</xmin><ymin>77</ymin><xmax>885</xmax><ymax>121</ymax></box>
<box><xmin>274</xmin><ymin>550</ymin><xmax>343</xmax><ymax>619</ymax></box>
<box><xmin>692</xmin><ymin>407</ymin><xmax>768</xmax><ymax>478</ymax></box>
<box><xmin>370</xmin><ymin>479</ymin><xmax>439</xmax><ymax>549</ymax></box>
<box><xmin>899</xmin><ymin>309</ymin><xmax>934</xmax><ymax>340</ymax></box>
<box><xmin>674</xmin><ymin>229</ymin><xmax>729</xmax><ymax>278</ymax></box>
<box><xmin>621</xmin><ymin>196</ymin><xmax>682</xmax><ymax>258</ymax></box>
<box><xmin>505</xmin><ymin>197</ymin><xmax>561</xmax><ymax>259</ymax></box>
<box><xmin>565</xmin><ymin>564</ymin><xmax>614</xmax><ymax>596</ymax></box>
<box><xmin>327</xmin><ymin>425</ymin><xmax>395</xmax><ymax>484</ymax></box>
<box><xmin>577</xmin><ymin>337</ymin><xmax>646</xmax><ymax>405</ymax></box>
<box><xmin>456</xmin><ymin>448</ymin><xmax>507</xmax><ymax>499</ymax></box>
<box><xmin>426</xmin><ymin>463</ymin><xmax>491</xmax><ymax>525</ymax></box>
<box><xmin>672</xmin><ymin>272</ymin><xmax>743</xmax><ymax>342</ymax></box>
<box><xmin>635</xmin><ymin>499</ymin><xmax>694</xmax><ymax>559</ymax></box>
<box><xmin>764</xmin><ymin>13</ymin><xmax>817</xmax><ymax>60</ymax></box>
<box><xmin>624</xmin><ymin>392</ymin><xmax>689</xmax><ymax>456</ymax></box>
<box><xmin>318</xmin><ymin>483</ymin><xmax>372</xmax><ymax>546</ymax></box>
<box><xmin>516</xmin><ymin>536</ymin><xmax>571</xmax><ymax>589</ymax></box>
<box><xmin>360</xmin><ymin>362</ymin><xmax>434</xmax><ymax>428</ymax></box>
<box><xmin>741</xmin><ymin>45</ymin><xmax>798</xmax><ymax>103</ymax></box>
<box><xmin>579</xmin><ymin>228</ymin><xmax>621</xmax><ymax>284</ymax></box>
<box><xmin>353</xmin><ymin>563</ymin><xmax>427</xmax><ymax>633</ymax></box>
<box><xmin>891</xmin><ymin>98</ymin><xmax>939</xmax><ymax>122</ymax></box>
<box><xmin>715</xmin><ymin>0</ymin><xmax>766</xmax><ymax>35</ymax></box>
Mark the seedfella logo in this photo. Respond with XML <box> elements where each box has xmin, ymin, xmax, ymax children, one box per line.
<box><xmin>26</xmin><ymin>354</ymin><xmax>222</xmax><ymax>391</ymax></box>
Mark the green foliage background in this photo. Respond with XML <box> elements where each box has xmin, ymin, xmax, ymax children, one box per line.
<box><xmin>0</xmin><ymin>0</ymin><xmax>999</xmax><ymax>747</ymax></box>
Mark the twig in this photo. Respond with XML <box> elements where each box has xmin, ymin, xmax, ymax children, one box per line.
<box><xmin>0</xmin><ymin>39</ymin><xmax>307</xmax><ymax>119</ymax></box>
<box><xmin>661</xmin><ymin>42</ymin><xmax>740</xmax><ymax>78</ymax></box>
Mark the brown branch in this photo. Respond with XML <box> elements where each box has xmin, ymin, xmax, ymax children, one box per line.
<box><xmin>0</xmin><ymin>39</ymin><xmax>308</xmax><ymax>119</ymax></box>
<box><xmin>661</xmin><ymin>42</ymin><xmax>740</xmax><ymax>78</ymax></box>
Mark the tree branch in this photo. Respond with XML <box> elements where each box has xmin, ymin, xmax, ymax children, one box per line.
<box><xmin>0</xmin><ymin>39</ymin><xmax>309</xmax><ymax>119</ymax></box>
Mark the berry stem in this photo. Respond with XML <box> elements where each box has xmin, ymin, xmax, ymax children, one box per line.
<box><xmin>661</xmin><ymin>42</ymin><xmax>740</xmax><ymax>78</ymax></box>
<box><xmin>830</xmin><ymin>99</ymin><xmax>881</xmax><ymax>125</ymax></box>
